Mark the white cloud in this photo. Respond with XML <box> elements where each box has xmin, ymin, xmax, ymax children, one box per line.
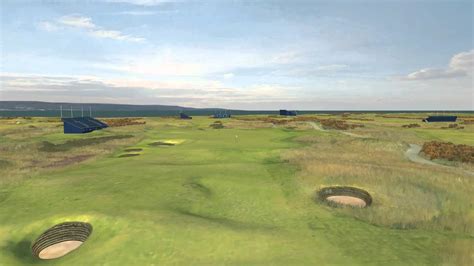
<box><xmin>0</xmin><ymin>73</ymin><xmax>297</xmax><ymax>107</ymax></box>
<box><xmin>449</xmin><ymin>50</ymin><xmax>474</xmax><ymax>72</ymax></box>
<box><xmin>36</xmin><ymin>21</ymin><xmax>61</xmax><ymax>32</ymax></box>
<box><xmin>93</xmin><ymin>46</ymin><xmax>272</xmax><ymax>77</ymax></box>
<box><xmin>403</xmin><ymin>50</ymin><xmax>473</xmax><ymax>80</ymax></box>
<box><xmin>38</xmin><ymin>14</ymin><xmax>145</xmax><ymax>42</ymax></box>
<box><xmin>405</xmin><ymin>68</ymin><xmax>466</xmax><ymax>80</ymax></box>
<box><xmin>222</xmin><ymin>73</ymin><xmax>234</xmax><ymax>79</ymax></box>
<box><xmin>89</xmin><ymin>30</ymin><xmax>145</xmax><ymax>42</ymax></box>
<box><xmin>58</xmin><ymin>15</ymin><xmax>95</xmax><ymax>29</ymax></box>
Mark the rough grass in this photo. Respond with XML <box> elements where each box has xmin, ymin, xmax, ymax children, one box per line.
<box><xmin>0</xmin><ymin>114</ymin><xmax>473</xmax><ymax>265</ymax></box>
<box><xmin>40</xmin><ymin>135</ymin><xmax>134</xmax><ymax>152</ymax></box>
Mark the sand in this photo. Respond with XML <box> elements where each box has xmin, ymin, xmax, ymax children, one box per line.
<box><xmin>326</xmin><ymin>195</ymin><xmax>367</xmax><ymax>207</ymax></box>
<box><xmin>38</xmin><ymin>240</ymin><xmax>84</xmax><ymax>259</ymax></box>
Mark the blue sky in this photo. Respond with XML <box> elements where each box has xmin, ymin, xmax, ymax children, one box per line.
<box><xmin>1</xmin><ymin>0</ymin><xmax>473</xmax><ymax>109</ymax></box>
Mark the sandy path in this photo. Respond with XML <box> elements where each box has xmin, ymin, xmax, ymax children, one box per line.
<box><xmin>405</xmin><ymin>144</ymin><xmax>474</xmax><ymax>176</ymax></box>
<box><xmin>307</xmin><ymin>122</ymin><xmax>325</xmax><ymax>131</ymax></box>
<box><xmin>405</xmin><ymin>144</ymin><xmax>440</xmax><ymax>166</ymax></box>
<box><xmin>308</xmin><ymin>122</ymin><xmax>368</xmax><ymax>138</ymax></box>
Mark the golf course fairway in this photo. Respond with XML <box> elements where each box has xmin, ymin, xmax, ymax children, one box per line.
<box><xmin>0</xmin><ymin>115</ymin><xmax>473</xmax><ymax>265</ymax></box>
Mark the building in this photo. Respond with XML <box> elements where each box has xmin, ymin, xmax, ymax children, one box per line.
<box><xmin>422</xmin><ymin>116</ymin><xmax>457</xmax><ymax>122</ymax></box>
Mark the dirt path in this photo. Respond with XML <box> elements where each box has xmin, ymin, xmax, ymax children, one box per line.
<box><xmin>340</xmin><ymin>131</ymin><xmax>368</xmax><ymax>138</ymax></box>
<box><xmin>307</xmin><ymin>122</ymin><xmax>325</xmax><ymax>131</ymax></box>
<box><xmin>308</xmin><ymin>122</ymin><xmax>368</xmax><ymax>138</ymax></box>
<box><xmin>405</xmin><ymin>144</ymin><xmax>474</xmax><ymax>175</ymax></box>
<box><xmin>405</xmin><ymin>144</ymin><xmax>440</xmax><ymax>166</ymax></box>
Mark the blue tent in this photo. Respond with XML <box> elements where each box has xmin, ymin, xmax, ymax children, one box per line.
<box><xmin>62</xmin><ymin>117</ymin><xmax>108</xmax><ymax>134</ymax></box>
<box><xmin>279</xmin><ymin>110</ymin><xmax>297</xmax><ymax>116</ymax></box>
<box><xmin>422</xmin><ymin>116</ymin><xmax>457</xmax><ymax>122</ymax></box>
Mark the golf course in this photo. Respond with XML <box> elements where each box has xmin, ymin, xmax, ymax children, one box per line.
<box><xmin>0</xmin><ymin>114</ymin><xmax>473</xmax><ymax>265</ymax></box>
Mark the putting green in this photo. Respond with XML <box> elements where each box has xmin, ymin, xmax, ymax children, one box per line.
<box><xmin>0</xmin><ymin>116</ymin><xmax>471</xmax><ymax>265</ymax></box>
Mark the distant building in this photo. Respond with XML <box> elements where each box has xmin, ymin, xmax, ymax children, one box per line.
<box><xmin>63</xmin><ymin>117</ymin><xmax>108</xmax><ymax>134</ymax></box>
<box><xmin>422</xmin><ymin>116</ymin><xmax>457</xmax><ymax>122</ymax></box>
<box><xmin>279</xmin><ymin>109</ymin><xmax>297</xmax><ymax>116</ymax></box>
<box><xmin>180</xmin><ymin>112</ymin><xmax>192</xmax><ymax>119</ymax></box>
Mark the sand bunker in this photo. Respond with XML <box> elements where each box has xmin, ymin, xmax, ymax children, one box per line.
<box><xmin>318</xmin><ymin>186</ymin><xmax>372</xmax><ymax>208</ymax></box>
<box><xmin>32</xmin><ymin>222</ymin><xmax>92</xmax><ymax>260</ymax></box>
<box><xmin>118</xmin><ymin>153</ymin><xmax>140</xmax><ymax>158</ymax></box>
<box><xmin>149</xmin><ymin>139</ymin><xmax>185</xmax><ymax>146</ymax></box>
<box><xmin>326</xmin><ymin>195</ymin><xmax>367</xmax><ymax>207</ymax></box>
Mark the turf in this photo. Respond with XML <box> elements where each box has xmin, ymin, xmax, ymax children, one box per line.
<box><xmin>0</xmin><ymin>115</ymin><xmax>473</xmax><ymax>265</ymax></box>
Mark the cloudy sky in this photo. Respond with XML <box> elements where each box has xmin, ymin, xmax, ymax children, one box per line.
<box><xmin>1</xmin><ymin>0</ymin><xmax>473</xmax><ymax>110</ymax></box>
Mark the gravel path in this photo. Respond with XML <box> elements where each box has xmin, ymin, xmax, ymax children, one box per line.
<box><xmin>405</xmin><ymin>144</ymin><xmax>474</xmax><ymax>175</ymax></box>
<box><xmin>308</xmin><ymin>122</ymin><xmax>368</xmax><ymax>138</ymax></box>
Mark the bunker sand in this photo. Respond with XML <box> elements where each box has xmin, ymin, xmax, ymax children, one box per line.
<box><xmin>326</xmin><ymin>195</ymin><xmax>367</xmax><ymax>207</ymax></box>
<box><xmin>38</xmin><ymin>240</ymin><xmax>83</xmax><ymax>259</ymax></box>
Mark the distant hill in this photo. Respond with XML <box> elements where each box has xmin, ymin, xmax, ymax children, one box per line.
<box><xmin>0</xmin><ymin>101</ymin><xmax>248</xmax><ymax>117</ymax></box>
<box><xmin>1</xmin><ymin>101</ymin><xmax>472</xmax><ymax>118</ymax></box>
<box><xmin>0</xmin><ymin>101</ymin><xmax>203</xmax><ymax>111</ymax></box>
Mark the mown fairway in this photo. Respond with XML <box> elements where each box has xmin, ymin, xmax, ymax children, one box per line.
<box><xmin>0</xmin><ymin>115</ymin><xmax>473</xmax><ymax>265</ymax></box>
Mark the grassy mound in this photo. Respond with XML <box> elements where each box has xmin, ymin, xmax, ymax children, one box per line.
<box><xmin>102</xmin><ymin>118</ymin><xmax>146</xmax><ymax>127</ymax></box>
<box><xmin>118</xmin><ymin>153</ymin><xmax>140</xmax><ymax>158</ymax></box>
<box><xmin>124</xmin><ymin>148</ymin><xmax>143</xmax><ymax>152</ymax></box>
<box><xmin>319</xmin><ymin>119</ymin><xmax>364</xmax><ymax>130</ymax></box>
<box><xmin>40</xmin><ymin>135</ymin><xmax>133</xmax><ymax>152</ymax></box>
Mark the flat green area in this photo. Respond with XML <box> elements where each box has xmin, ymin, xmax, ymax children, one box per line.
<box><xmin>0</xmin><ymin>115</ymin><xmax>473</xmax><ymax>265</ymax></box>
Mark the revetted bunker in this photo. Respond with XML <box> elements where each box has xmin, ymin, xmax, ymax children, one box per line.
<box><xmin>124</xmin><ymin>148</ymin><xmax>143</xmax><ymax>152</ymax></box>
<box><xmin>318</xmin><ymin>186</ymin><xmax>372</xmax><ymax>208</ymax></box>
<box><xmin>31</xmin><ymin>222</ymin><xmax>92</xmax><ymax>260</ymax></box>
<box><xmin>149</xmin><ymin>141</ymin><xmax>175</xmax><ymax>146</ymax></box>
<box><xmin>118</xmin><ymin>153</ymin><xmax>140</xmax><ymax>158</ymax></box>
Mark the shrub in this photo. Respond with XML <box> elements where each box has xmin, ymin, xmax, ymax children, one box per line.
<box><xmin>421</xmin><ymin>141</ymin><xmax>474</xmax><ymax>163</ymax></box>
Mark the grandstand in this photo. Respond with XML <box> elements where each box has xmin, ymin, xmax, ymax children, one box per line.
<box><xmin>279</xmin><ymin>110</ymin><xmax>297</xmax><ymax>116</ymax></box>
<box><xmin>422</xmin><ymin>116</ymin><xmax>457</xmax><ymax>122</ymax></box>
<box><xmin>180</xmin><ymin>112</ymin><xmax>192</xmax><ymax>119</ymax></box>
<box><xmin>213</xmin><ymin>111</ymin><xmax>231</xmax><ymax>118</ymax></box>
<box><xmin>63</xmin><ymin>117</ymin><xmax>108</xmax><ymax>134</ymax></box>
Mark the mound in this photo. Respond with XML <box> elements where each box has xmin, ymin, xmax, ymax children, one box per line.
<box><xmin>31</xmin><ymin>222</ymin><xmax>92</xmax><ymax>260</ymax></box>
<box><xmin>319</xmin><ymin>119</ymin><xmax>364</xmax><ymax>130</ymax></box>
<box><xmin>124</xmin><ymin>148</ymin><xmax>143</xmax><ymax>152</ymax></box>
<box><xmin>318</xmin><ymin>186</ymin><xmax>372</xmax><ymax>208</ymax></box>
<box><xmin>102</xmin><ymin>118</ymin><xmax>146</xmax><ymax>127</ymax></box>
<box><xmin>149</xmin><ymin>141</ymin><xmax>175</xmax><ymax>146</ymax></box>
<box><xmin>148</xmin><ymin>139</ymin><xmax>184</xmax><ymax>146</ymax></box>
<box><xmin>118</xmin><ymin>153</ymin><xmax>140</xmax><ymax>158</ymax></box>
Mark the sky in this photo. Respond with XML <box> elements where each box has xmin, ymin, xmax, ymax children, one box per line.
<box><xmin>0</xmin><ymin>0</ymin><xmax>473</xmax><ymax>110</ymax></box>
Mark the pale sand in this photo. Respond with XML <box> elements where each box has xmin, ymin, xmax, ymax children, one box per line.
<box><xmin>38</xmin><ymin>241</ymin><xmax>83</xmax><ymax>259</ymax></box>
<box><xmin>326</xmin><ymin>195</ymin><xmax>367</xmax><ymax>207</ymax></box>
